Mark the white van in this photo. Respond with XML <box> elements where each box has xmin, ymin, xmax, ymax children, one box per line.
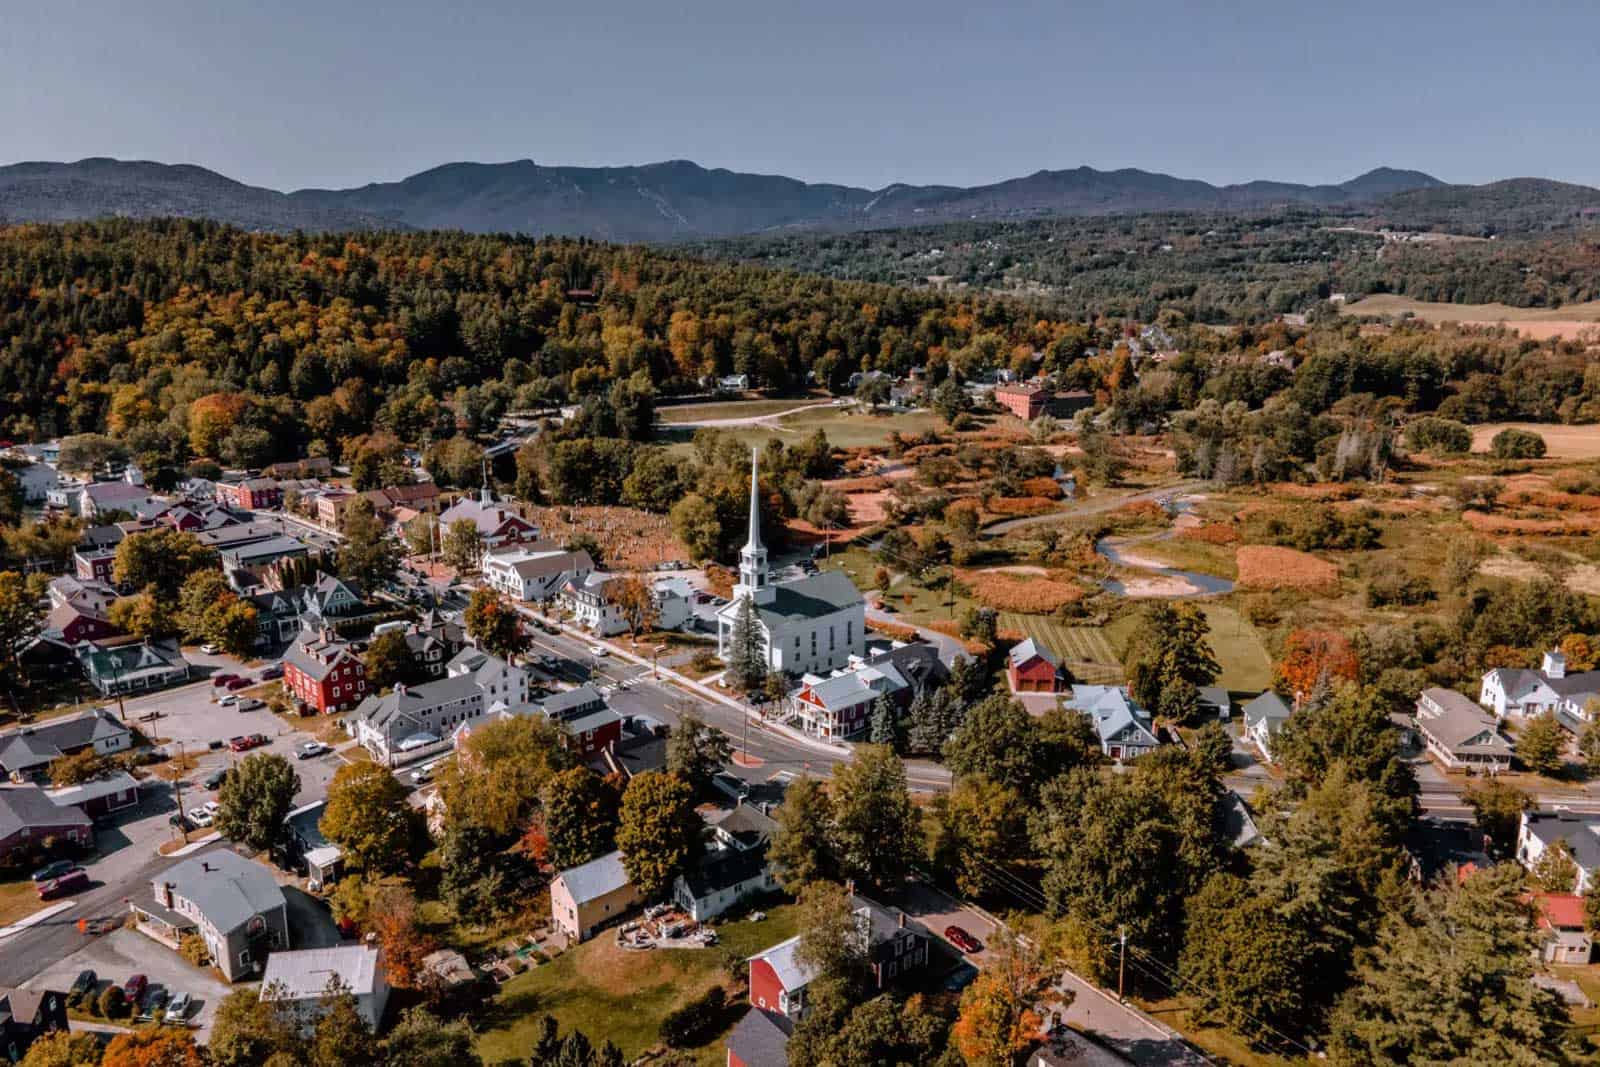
<box><xmin>372</xmin><ymin>620</ymin><xmax>408</xmax><ymax>636</ymax></box>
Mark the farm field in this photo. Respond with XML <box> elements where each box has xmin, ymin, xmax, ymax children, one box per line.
<box><xmin>475</xmin><ymin>904</ymin><xmax>799</xmax><ymax>1065</ymax></box>
<box><xmin>1469</xmin><ymin>421</ymin><xmax>1600</xmax><ymax>459</ymax></box>
<box><xmin>999</xmin><ymin>614</ymin><xmax>1122</xmax><ymax>684</ymax></box>
<box><xmin>1340</xmin><ymin>294</ymin><xmax>1600</xmax><ymax>340</ymax></box>
<box><xmin>657</xmin><ymin>397</ymin><xmax>827</xmax><ymax>423</ymax></box>
<box><xmin>1104</xmin><ymin>601</ymin><xmax>1273</xmax><ymax>694</ymax></box>
<box><xmin>671</xmin><ymin>407</ymin><xmax>943</xmax><ymax>452</ymax></box>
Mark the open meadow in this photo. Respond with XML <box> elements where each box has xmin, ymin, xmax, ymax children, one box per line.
<box><xmin>1341</xmin><ymin>294</ymin><xmax>1600</xmax><ymax>340</ymax></box>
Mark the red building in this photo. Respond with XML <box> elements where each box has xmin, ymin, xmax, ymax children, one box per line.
<box><xmin>74</xmin><ymin>548</ymin><xmax>117</xmax><ymax>585</ymax></box>
<box><xmin>282</xmin><ymin>631</ymin><xmax>367</xmax><ymax>714</ymax></box>
<box><xmin>748</xmin><ymin>894</ymin><xmax>927</xmax><ymax>1022</ymax></box>
<box><xmin>1008</xmin><ymin>638</ymin><xmax>1066</xmax><ymax>693</ymax></box>
<box><xmin>45</xmin><ymin>602</ymin><xmax>122</xmax><ymax>646</ymax></box>
<box><xmin>994</xmin><ymin>382</ymin><xmax>1047</xmax><ymax>420</ymax></box>
<box><xmin>217</xmin><ymin>478</ymin><xmax>283</xmax><ymax>511</ymax></box>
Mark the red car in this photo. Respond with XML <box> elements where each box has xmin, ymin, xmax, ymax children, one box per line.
<box><xmin>228</xmin><ymin>734</ymin><xmax>269</xmax><ymax>752</ymax></box>
<box><xmin>123</xmin><ymin>974</ymin><xmax>147</xmax><ymax>1005</ymax></box>
<box><xmin>212</xmin><ymin>674</ymin><xmax>238</xmax><ymax>687</ymax></box>
<box><xmin>36</xmin><ymin>869</ymin><xmax>88</xmax><ymax>900</ymax></box>
<box><xmin>225</xmin><ymin>677</ymin><xmax>251</xmax><ymax>691</ymax></box>
<box><xmin>944</xmin><ymin>925</ymin><xmax>981</xmax><ymax>954</ymax></box>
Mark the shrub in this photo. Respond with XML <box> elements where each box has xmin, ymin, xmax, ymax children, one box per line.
<box><xmin>178</xmin><ymin>932</ymin><xmax>210</xmax><ymax>967</ymax></box>
<box><xmin>100</xmin><ymin>985</ymin><xmax>129</xmax><ymax>1019</ymax></box>
<box><xmin>1491</xmin><ymin>427</ymin><xmax>1547</xmax><ymax>459</ymax></box>
<box><xmin>660</xmin><ymin>985</ymin><xmax>727</xmax><ymax>1048</ymax></box>
<box><xmin>1404</xmin><ymin>416</ymin><xmax>1472</xmax><ymax>455</ymax></box>
<box><xmin>1366</xmin><ymin>565</ymin><xmax>1435</xmax><ymax>608</ymax></box>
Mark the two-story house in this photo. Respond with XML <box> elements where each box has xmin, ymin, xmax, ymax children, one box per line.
<box><xmin>749</xmin><ymin>893</ymin><xmax>928</xmax><ymax>1022</ymax></box>
<box><xmin>482</xmin><ymin>546</ymin><xmax>594</xmax><ymax>603</ymax></box>
<box><xmin>132</xmin><ymin>849</ymin><xmax>289</xmax><ymax>982</ymax></box>
<box><xmin>348</xmin><ymin>674</ymin><xmax>488</xmax><ymax>764</ymax></box>
<box><xmin>673</xmin><ymin>802</ymin><xmax>779</xmax><ymax>921</ymax></box>
<box><xmin>282</xmin><ymin>631</ymin><xmax>368</xmax><ymax>714</ymax></box>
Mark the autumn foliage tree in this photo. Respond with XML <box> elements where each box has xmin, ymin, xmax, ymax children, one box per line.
<box><xmin>608</xmin><ymin>575</ymin><xmax>658</xmax><ymax>637</ymax></box>
<box><xmin>369</xmin><ymin>882</ymin><xmax>439</xmax><ymax>990</ymax></box>
<box><xmin>1274</xmin><ymin>628</ymin><xmax>1360</xmax><ymax>705</ymax></box>
<box><xmin>101</xmin><ymin>1029</ymin><xmax>204</xmax><ymax>1067</ymax></box>
<box><xmin>953</xmin><ymin>931</ymin><xmax>1064</xmax><ymax>1067</ymax></box>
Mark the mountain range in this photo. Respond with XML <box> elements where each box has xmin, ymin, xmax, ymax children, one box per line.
<box><xmin>0</xmin><ymin>155</ymin><xmax>1574</xmax><ymax>243</ymax></box>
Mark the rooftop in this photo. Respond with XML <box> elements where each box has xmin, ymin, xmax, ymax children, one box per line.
<box><xmin>555</xmin><ymin>849</ymin><xmax>630</xmax><ymax>905</ymax></box>
<box><xmin>158</xmin><ymin>849</ymin><xmax>285</xmax><ymax>936</ymax></box>
<box><xmin>261</xmin><ymin>944</ymin><xmax>383</xmax><ymax>1000</ymax></box>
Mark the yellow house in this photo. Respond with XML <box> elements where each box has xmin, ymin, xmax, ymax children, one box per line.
<box><xmin>550</xmin><ymin>850</ymin><xmax>641</xmax><ymax>942</ymax></box>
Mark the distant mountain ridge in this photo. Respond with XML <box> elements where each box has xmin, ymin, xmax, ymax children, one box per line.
<box><xmin>0</xmin><ymin>156</ymin><xmax>1474</xmax><ymax>242</ymax></box>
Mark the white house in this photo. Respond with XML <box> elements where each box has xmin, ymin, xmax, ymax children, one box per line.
<box><xmin>715</xmin><ymin>449</ymin><xmax>865</xmax><ymax>677</ymax></box>
<box><xmin>445</xmin><ymin>648</ymin><xmax>530</xmax><ymax>707</ymax></box>
<box><xmin>261</xmin><ymin>944</ymin><xmax>389</xmax><ymax>1034</ymax></box>
<box><xmin>1415</xmin><ymin>687</ymin><xmax>1513</xmax><ymax>773</ymax></box>
<box><xmin>1241</xmin><ymin>692</ymin><xmax>1293</xmax><ymax>763</ymax></box>
<box><xmin>1518</xmin><ymin>810</ymin><xmax>1600</xmax><ymax>895</ymax></box>
<box><xmin>672</xmin><ymin>802</ymin><xmax>779</xmax><ymax>921</ymax></box>
<box><xmin>482</xmin><ymin>546</ymin><xmax>594</xmax><ymax>603</ymax></box>
<box><xmin>11</xmin><ymin>460</ymin><xmax>60</xmax><ymax>504</ymax></box>
<box><xmin>1480</xmin><ymin>649</ymin><xmax>1600</xmax><ymax>725</ymax></box>
<box><xmin>561</xmin><ymin>572</ymin><xmax>630</xmax><ymax>637</ymax></box>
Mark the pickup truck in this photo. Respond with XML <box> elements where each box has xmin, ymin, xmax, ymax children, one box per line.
<box><xmin>228</xmin><ymin>734</ymin><xmax>270</xmax><ymax>752</ymax></box>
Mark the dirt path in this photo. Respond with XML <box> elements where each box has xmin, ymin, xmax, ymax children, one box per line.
<box><xmin>982</xmin><ymin>481</ymin><xmax>1208</xmax><ymax>536</ymax></box>
<box><xmin>662</xmin><ymin>401</ymin><xmax>840</xmax><ymax>429</ymax></box>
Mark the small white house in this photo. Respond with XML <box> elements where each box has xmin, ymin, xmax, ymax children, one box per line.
<box><xmin>1241</xmin><ymin>692</ymin><xmax>1293</xmax><ymax>763</ymax></box>
<box><xmin>261</xmin><ymin>944</ymin><xmax>390</xmax><ymax>1034</ymax></box>
<box><xmin>562</xmin><ymin>572</ymin><xmax>630</xmax><ymax>637</ymax></box>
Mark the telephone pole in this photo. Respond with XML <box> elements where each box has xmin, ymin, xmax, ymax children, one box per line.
<box><xmin>1117</xmin><ymin>926</ymin><xmax>1127</xmax><ymax>1000</ymax></box>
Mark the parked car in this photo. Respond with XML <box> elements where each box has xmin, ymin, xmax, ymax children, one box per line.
<box><xmin>141</xmin><ymin>987</ymin><xmax>168</xmax><ymax>1018</ymax></box>
<box><xmin>203</xmin><ymin>769</ymin><xmax>229</xmax><ymax>790</ymax></box>
<box><xmin>203</xmin><ymin>801</ymin><xmax>220</xmax><ymax>816</ymax></box>
<box><xmin>123</xmin><ymin>975</ymin><xmax>147</xmax><ymax>1006</ymax></box>
<box><xmin>588</xmin><ymin>645</ymin><xmax>609</xmax><ymax>658</ymax></box>
<box><xmin>69</xmin><ymin>970</ymin><xmax>97</xmax><ymax>999</ymax></box>
<box><xmin>37</xmin><ymin>869</ymin><xmax>88</xmax><ymax>900</ymax></box>
<box><xmin>165</xmin><ymin>990</ymin><xmax>191</xmax><ymax>1021</ymax></box>
<box><xmin>31</xmin><ymin>859</ymin><xmax>77</xmax><ymax>883</ymax></box>
<box><xmin>212</xmin><ymin>673</ymin><xmax>239</xmax><ymax>687</ymax></box>
<box><xmin>296</xmin><ymin>741</ymin><xmax>329</xmax><ymax>760</ymax></box>
<box><xmin>199</xmin><ymin>643</ymin><xmax>218</xmax><ymax>654</ymax></box>
<box><xmin>236</xmin><ymin>698</ymin><xmax>264</xmax><ymax>712</ymax></box>
<box><xmin>259</xmin><ymin>664</ymin><xmax>283</xmax><ymax>680</ymax></box>
<box><xmin>187</xmin><ymin>807</ymin><xmax>214</xmax><ymax>828</ymax></box>
<box><xmin>942</xmin><ymin>962</ymin><xmax>980</xmax><ymax>992</ymax></box>
<box><xmin>228</xmin><ymin>734</ymin><xmax>269</xmax><ymax>752</ymax></box>
<box><xmin>218</xmin><ymin>693</ymin><xmax>238</xmax><ymax>706</ymax></box>
<box><xmin>225</xmin><ymin>677</ymin><xmax>251</xmax><ymax>691</ymax></box>
<box><xmin>168</xmin><ymin>813</ymin><xmax>197</xmax><ymax>832</ymax></box>
<box><xmin>711</xmin><ymin>772</ymin><xmax>750</xmax><ymax>802</ymax></box>
<box><xmin>944</xmin><ymin>925</ymin><xmax>981</xmax><ymax>954</ymax></box>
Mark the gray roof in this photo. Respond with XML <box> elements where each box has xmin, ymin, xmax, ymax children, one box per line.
<box><xmin>738</xmin><ymin>570</ymin><xmax>862</xmax><ymax>629</ymax></box>
<box><xmin>261</xmin><ymin>944</ymin><xmax>383</xmax><ymax>1000</ymax></box>
<box><xmin>1416</xmin><ymin>688</ymin><xmax>1513</xmax><ymax>755</ymax></box>
<box><xmin>157</xmin><ymin>849</ymin><xmax>285</xmax><ymax>936</ymax></box>
<box><xmin>1197</xmin><ymin>686</ymin><xmax>1231</xmax><ymax>712</ymax></box>
<box><xmin>726</xmin><ymin>1009</ymin><xmax>791</xmax><ymax>1067</ymax></box>
<box><xmin>1524</xmin><ymin>811</ymin><xmax>1600</xmax><ymax>874</ymax></box>
<box><xmin>556</xmin><ymin>849</ymin><xmax>630</xmax><ymax>904</ymax></box>
<box><xmin>350</xmin><ymin>673</ymin><xmax>484</xmax><ymax>730</ymax></box>
<box><xmin>564</xmin><ymin>707</ymin><xmax>622</xmax><ymax>736</ymax></box>
<box><xmin>540</xmin><ymin>684</ymin><xmax>607</xmax><ymax>720</ymax></box>
<box><xmin>0</xmin><ymin>708</ymin><xmax>129</xmax><ymax>773</ymax></box>
<box><xmin>1065</xmin><ymin>685</ymin><xmax>1160</xmax><ymax>748</ymax></box>
<box><xmin>714</xmin><ymin>803</ymin><xmax>779</xmax><ymax>850</ymax></box>
<box><xmin>220</xmin><ymin>535</ymin><xmax>308</xmax><ymax>564</ymax></box>
<box><xmin>283</xmin><ymin>634</ymin><xmax>359</xmax><ymax>682</ymax></box>
<box><xmin>1009</xmin><ymin>637</ymin><xmax>1059</xmax><ymax>669</ymax></box>
<box><xmin>1241</xmin><ymin>692</ymin><xmax>1292</xmax><ymax>729</ymax></box>
<box><xmin>678</xmin><ymin>844</ymin><xmax>769</xmax><ymax>900</ymax></box>
<box><xmin>0</xmin><ymin>785</ymin><xmax>93</xmax><ymax>839</ymax></box>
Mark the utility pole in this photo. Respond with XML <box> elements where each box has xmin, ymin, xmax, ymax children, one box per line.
<box><xmin>1117</xmin><ymin>926</ymin><xmax>1127</xmax><ymax>1000</ymax></box>
<box><xmin>172</xmin><ymin>741</ymin><xmax>187</xmax><ymax>843</ymax></box>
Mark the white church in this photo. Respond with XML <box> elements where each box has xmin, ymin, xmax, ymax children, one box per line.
<box><xmin>716</xmin><ymin>449</ymin><xmax>866</xmax><ymax>677</ymax></box>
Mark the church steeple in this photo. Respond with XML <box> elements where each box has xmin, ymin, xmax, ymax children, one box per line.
<box><xmin>479</xmin><ymin>457</ymin><xmax>493</xmax><ymax>506</ymax></box>
<box><xmin>736</xmin><ymin>446</ymin><xmax>773</xmax><ymax>604</ymax></box>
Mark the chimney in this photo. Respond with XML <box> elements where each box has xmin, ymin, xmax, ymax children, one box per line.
<box><xmin>159</xmin><ymin>881</ymin><xmax>174</xmax><ymax>908</ymax></box>
<box><xmin>898</xmin><ymin>911</ymin><xmax>905</xmax><ymax>929</ymax></box>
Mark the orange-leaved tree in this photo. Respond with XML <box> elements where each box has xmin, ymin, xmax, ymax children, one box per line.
<box><xmin>953</xmin><ymin>930</ymin><xmax>1066</xmax><ymax>1067</ymax></box>
<box><xmin>102</xmin><ymin>1029</ymin><xmax>204</xmax><ymax>1067</ymax></box>
<box><xmin>1274</xmin><ymin>628</ymin><xmax>1359</xmax><ymax>706</ymax></box>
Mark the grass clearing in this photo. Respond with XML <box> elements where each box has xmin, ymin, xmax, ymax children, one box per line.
<box><xmin>658</xmin><ymin>398</ymin><xmax>827</xmax><ymax>423</ymax></box>
<box><xmin>1200</xmin><ymin>603</ymin><xmax>1274</xmax><ymax>692</ymax></box>
<box><xmin>1000</xmin><ymin>615</ymin><xmax>1122</xmax><ymax>684</ymax></box>
<box><xmin>1469</xmin><ymin>422</ymin><xmax>1600</xmax><ymax>460</ymax></box>
<box><xmin>0</xmin><ymin>879</ymin><xmax>43</xmax><ymax>929</ymax></box>
<box><xmin>475</xmin><ymin>904</ymin><xmax>799</xmax><ymax>1064</ymax></box>
<box><xmin>1134</xmin><ymin>996</ymin><xmax>1301</xmax><ymax>1067</ymax></box>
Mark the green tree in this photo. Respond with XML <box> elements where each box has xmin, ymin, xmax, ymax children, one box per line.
<box><xmin>309</xmin><ymin>975</ymin><xmax>378</xmax><ymax>1067</ymax></box>
<box><xmin>768</xmin><ymin>774</ymin><xmax>836</xmax><ymax>891</ymax></box>
<box><xmin>320</xmin><ymin>761</ymin><xmax>419</xmax><ymax>874</ymax></box>
<box><xmin>1272</xmin><ymin>682</ymin><xmax>1417</xmax><ymax>831</ymax></box>
<box><xmin>207</xmin><ymin>987</ymin><xmax>296</xmax><ymax>1067</ymax></box>
<box><xmin>463</xmin><ymin>586</ymin><xmax>526</xmax><ymax>664</ymax></box>
<box><xmin>441</xmin><ymin>518</ymin><xmax>485</xmax><ymax>574</ymax></box>
<box><xmin>665</xmin><ymin>714</ymin><xmax>732</xmax><ymax>795</ymax></box>
<box><xmin>210</xmin><ymin>598</ymin><xmax>260</xmax><ymax>658</ymax></box>
<box><xmin>1490</xmin><ymin>427</ymin><xmax>1547</xmax><ymax>460</ymax></box>
<box><xmin>1463</xmin><ymin>778</ymin><xmax>1533</xmax><ymax>856</ymax></box>
<box><xmin>724</xmin><ymin>594</ymin><xmax>767</xmax><ymax>694</ymax></box>
<box><xmin>0</xmin><ymin>570</ymin><xmax>45</xmax><ymax>680</ymax></box>
<box><xmin>615</xmin><ymin>771</ymin><xmax>702</xmax><ymax>898</ymax></box>
<box><xmin>1518</xmin><ymin>711</ymin><xmax>1567</xmax><ymax>777</ymax></box>
<box><xmin>1121</xmin><ymin>602</ymin><xmax>1219</xmax><ymax>721</ymax></box>
<box><xmin>1533</xmin><ymin>840</ymin><xmax>1579</xmax><ymax>893</ymax></box>
<box><xmin>942</xmin><ymin>695</ymin><xmax>1049</xmax><ymax>792</ymax></box>
<box><xmin>178</xmin><ymin>572</ymin><xmax>235</xmax><ymax>642</ymax></box>
<box><xmin>438</xmin><ymin>714</ymin><xmax>569</xmax><ymax>837</ymax></box>
<box><xmin>363</xmin><ymin>629</ymin><xmax>414</xmax><ymax>689</ymax></box>
<box><xmin>1580</xmin><ymin>715</ymin><xmax>1600</xmax><ymax>778</ymax></box>
<box><xmin>215</xmin><ymin>753</ymin><xmax>301</xmax><ymax>852</ymax></box>
<box><xmin>541</xmin><ymin>767</ymin><xmax>620</xmax><ymax>871</ymax></box>
<box><xmin>793</xmin><ymin>880</ymin><xmax>870</xmax><ymax>989</ymax></box>
<box><xmin>669</xmin><ymin>493</ymin><xmax>722</xmax><ymax>562</ymax></box>
<box><xmin>339</xmin><ymin>497</ymin><xmax>399</xmax><ymax>589</ymax></box>
<box><xmin>830</xmin><ymin>744</ymin><xmax>918</xmax><ymax>891</ymax></box>
<box><xmin>112</xmin><ymin>529</ymin><xmax>219</xmax><ymax>601</ymax></box>
<box><xmin>381</xmin><ymin>1008</ymin><xmax>482</xmax><ymax>1067</ymax></box>
<box><xmin>931</xmin><ymin>774</ymin><xmax>1029</xmax><ymax>899</ymax></box>
<box><xmin>438</xmin><ymin>822</ymin><xmax>511</xmax><ymax>923</ymax></box>
<box><xmin>1180</xmin><ymin>871</ymin><xmax>1310</xmax><ymax>1046</ymax></box>
<box><xmin>1326</xmin><ymin>864</ymin><xmax>1569</xmax><ymax>1065</ymax></box>
<box><xmin>868</xmin><ymin>695</ymin><xmax>898</xmax><ymax>748</ymax></box>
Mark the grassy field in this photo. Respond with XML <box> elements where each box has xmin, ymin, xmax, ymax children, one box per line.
<box><xmin>1105</xmin><ymin>602</ymin><xmax>1273</xmax><ymax>694</ymax></box>
<box><xmin>1134</xmin><ymin>996</ymin><xmax>1301</xmax><ymax>1067</ymax></box>
<box><xmin>1469</xmin><ymin>421</ymin><xmax>1600</xmax><ymax>459</ymax></box>
<box><xmin>1341</xmin><ymin>294</ymin><xmax>1600</xmax><ymax>338</ymax></box>
<box><xmin>474</xmin><ymin>903</ymin><xmax>799</xmax><ymax>1064</ymax></box>
<box><xmin>0</xmin><ymin>879</ymin><xmax>42</xmax><ymax>929</ymax></box>
<box><xmin>670</xmin><ymin>407</ymin><xmax>943</xmax><ymax>453</ymax></box>
<box><xmin>999</xmin><ymin>615</ymin><xmax>1122</xmax><ymax>684</ymax></box>
<box><xmin>657</xmin><ymin>398</ymin><xmax>826</xmax><ymax>423</ymax></box>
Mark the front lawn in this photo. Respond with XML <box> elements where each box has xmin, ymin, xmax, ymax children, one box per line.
<box><xmin>0</xmin><ymin>878</ymin><xmax>43</xmax><ymax>928</ymax></box>
<box><xmin>473</xmin><ymin>903</ymin><xmax>798</xmax><ymax>1064</ymax></box>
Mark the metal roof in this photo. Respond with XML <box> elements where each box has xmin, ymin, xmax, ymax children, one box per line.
<box><xmin>156</xmin><ymin>849</ymin><xmax>285</xmax><ymax>937</ymax></box>
<box><xmin>555</xmin><ymin>849</ymin><xmax>630</xmax><ymax>905</ymax></box>
<box><xmin>261</xmin><ymin>944</ymin><xmax>382</xmax><ymax>1000</ymax></box>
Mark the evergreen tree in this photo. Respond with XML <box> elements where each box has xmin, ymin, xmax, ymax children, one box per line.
<box><xmin>725</xmin><ymin>594</ymin><xmax>767</xmax><ymax>694</ymax></box>
<box><xmin>868</xmin><ymin>695</ymin><xmax>898</xmax><ymax>748</ymax></box>
<box><xmin>1326</xmin><ymin>864</ymin><xmax>1569</xmax><ymax>1065</ymax></box>
<box><xmin>768</xmin><ymin>775</ymin><xmax>837</xmax><ymax>891</ymax></box>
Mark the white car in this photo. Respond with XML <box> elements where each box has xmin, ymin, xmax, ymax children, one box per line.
<box><xmin>588</xmin><ymin>645</ymin><xmax>609</xmax><ymax>658</ymax></box>
<box><xmin>187</xmin><ymin>807</ymin><xmax>214</xmax><ymax>828</ymax></box>
<box><xmin>297</xmin><ymin>741</ymin><xmax>330</xmax><ymax>760</ymax></box>
<box><xmin>203</xmin><ymin>801</ymin><xmax>220</xmax><ymax>816</ymax></box>
<box><xmin>199</xmin><ymin>644</ymin><xmax>218</xmax><ymax>655</ymax></box>
<box><xmin>217</xmin><ymin>693</ymin><xmax>237</xmax><ymax>706</ymax></box>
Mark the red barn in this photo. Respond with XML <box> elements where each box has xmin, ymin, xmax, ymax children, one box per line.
<box><xmin>994</xmin><ymin>382</ymin><xmax>1047</xmax><ymax>420</ymax></box>
<box><xmin>44</xmin><ymin>602</ymin><xmax>121</xmax><ymax>646</ymax></box>
<box><xmin>283</xmin><ymin>631</ymin><xmax>367</xmax><ymax>714</ymax></box>
<box><xmin>1008</xmin><ymin>638</ymin><xmax>1066</xmax><ymax>693</ymax></box>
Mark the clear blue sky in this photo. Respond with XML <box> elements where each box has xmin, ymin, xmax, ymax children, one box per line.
<box><xmin>4</xmin><ymin>0</ymin><xmax>1596</xmax><ymax>192</ymax></box>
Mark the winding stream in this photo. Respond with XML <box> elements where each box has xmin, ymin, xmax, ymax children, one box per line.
<box><xmin>1094</xmin><ymin>498</ymin><xmax>1237</xmax><ymax>598</ymax></box>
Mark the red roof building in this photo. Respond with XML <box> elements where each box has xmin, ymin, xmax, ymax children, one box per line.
<box><xmin>994</xmin><ymin>382</ymin><xmax>1047</xmax><ymax>420</ymax></box>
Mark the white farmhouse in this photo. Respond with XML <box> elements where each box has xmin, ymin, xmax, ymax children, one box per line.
<box><xmin>715</xmin><ymin>449</ymin><xmax>865</xmax><ymax>676</ymax></box>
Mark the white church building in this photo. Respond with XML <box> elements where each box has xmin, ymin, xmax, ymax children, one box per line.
<box><xmin>716</xmin><ymin>449</ymin><xmax>866</xmax><ymax>677</ymax></box>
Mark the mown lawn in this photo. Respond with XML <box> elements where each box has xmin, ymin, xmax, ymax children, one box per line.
<box><xmin>474</xmin><ymin>903</ymin><xmax>799</xmax><ymax>1064</ymax></box>
<box><xmin>657</xmin><ymin>398</ymin><xmax>825</xmax><ymax>423</ymax></box>
<box><xmin>0</xmin><ymin>878</ymin><xmax>42</xmax><ymax>929</ymax></box>
<box><xmin>999</xmin><ymin>615</ymin><xmax>1122</xmax><ymax>684</ymax></box>
<box><xmin>1104</xmin><ymin>601</ymin><xmax>1273</xmax><ymax>695</ymax></box>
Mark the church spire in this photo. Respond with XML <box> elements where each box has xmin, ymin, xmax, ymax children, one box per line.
<box><xmin>479</xmin><ymin>457</ymin><xmax>493</xmax><ymax>506</ymax></box>
<box><xmin>745</xmin><ymin>446</ymin><xmax>763</xmax><ymax>553</ymax></box>
<box><xmin>737</xmin><ymin>445</ymin><xmax>772</xmax><ymax>603</ymax></box>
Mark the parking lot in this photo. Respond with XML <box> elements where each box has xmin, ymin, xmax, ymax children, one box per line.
<box><xmin>26</xmin><ymin>927</ymin><xmax>234</xmax><ymax>1039</ymax></box>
